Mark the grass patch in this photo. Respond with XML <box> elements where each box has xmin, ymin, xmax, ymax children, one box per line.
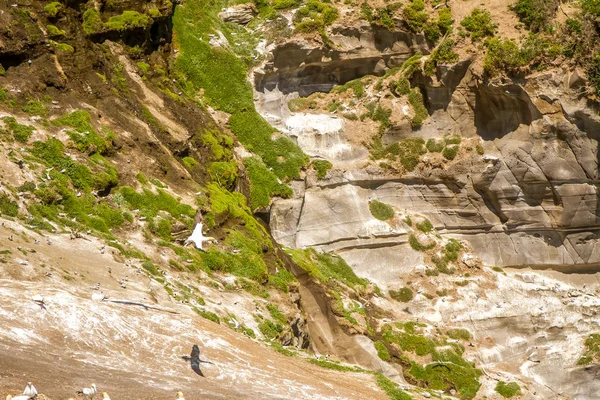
<box><xmin>416</xmin><ymin>218</ymin><xmax>433</xmax><ymax>233</ymax></box>
<box><xmin>460</xmin><ymin>8</ymin><xmax>497</xmax><ymax>41</ymax></box>
<box><xmin>389</xmin><ymin>287</ymin><xmax>414</xmax><ymax>302</ymax></box>
<box><xmin>369</xmin><ymin>200</ymin><xmax>395</xmax><ymax>221</ymax></box>
<box><xmin>375</xmin><ymin>373</ymin><xmax>412</xmax><ymax>400</ymax></box>
<box><xmin>577</xmin><ymin>333</ymin><xmax>600</xmax><ymax>365</ymax></box>
<box><xmin>495</xmin><ymin>381</ymin><xmax>522</xmax><ymax>398</ymax></box>
<box><xmin>105</xmin><ymin>11</ymin><xmax>151</xmax><ymax>31</ymax></box>
<box><xmin>408</xmin><ymin>234</ymin><xmax>435</xmax><ymax>251</ymax></box>
<box><xmin>0</xmin><ymin>193</ymin><xmax>18</xmax><ymax>217</ymax></box>
<box><xmin>244</xmin><ymin>156</ymin><xmax>293</xmax><ymax>210</ymax></box>
<box><xmin>193</xmin><ymin>307</ymin><xmax>221</xmax><ymax>324</ymax></box>
<box><xmin>288</xmin><ymin>248</ymin><xmax>368</xmax><ymax>289</ymax></box>
<box><xmin>375</xmin><ymin>341</ymin><xmax>391</xmax><ymax>361</ymax></box>
<box><xmin>447</xmin><ymin>328</ymin><xmax>471</xmax><ymax>341</ymax></box>
<box><xmin>312</xmin><ymin>159</ymin><xmax>333</xmax><ymax>179</ymax></box>
<box><xmin>332</xmin><ymin>78</ymin><xmax>365</xmax><ymax>98</ymax></box>
<box><xmin>309</xmin><ymin>358</ymin><xmax>364</xmax><ymax>372</ymax></box>
<box><xmin>258</xmin><ymin>319</ymin><xmax>283</xmax><ymax>340</ymax></box>
<box><xmin>2</xmin><ymin>117</ymin><xmax>35</xmax><ymax>143</ymax></box>
<box><xmin>22</xmin><ymin>99</ymin><xmax>48</xmax><ymax>116</ymax></box>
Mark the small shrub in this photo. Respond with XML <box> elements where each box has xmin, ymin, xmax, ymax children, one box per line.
<box><xmin>312</xmin><ymin>159</ymin><xmax>333</xmax><ymax>179</ymax></box>
<box><xmin>416</xmin><ymin>218</ymin><xmax>433</xmax><ymax>232</ymax></box>
<box><xmin>438</xmin><ymin>7</ymin><xmax>454</xmax><ymax>34</ymax></box>
<box><xmin>194</xmin><ymin>308</ymin><xmax>221</xmax><ymax>324</ymax></box>
<box><xmin>333</xmin><ymin>78</ymin><xmax>365</xmax><ymax>98</ymax></box>
<box><xmin>0</xmin><ymin>193</ymin><xmax>18</xmax><ymax>217</ymax></box>
<box><xmin>390</xmin><ymin>76</ymin><xmax>411</xmax><ymax>96</ymax></box>
<box><xmin>426</xmin><ymin>138</ymin><xmax>444</xmax><ymax>152</ymax></box>
<box><xmin>403</xmin><ymin>0</ymin><xmax>429</xmax><ymax>32</ymax></box>
<box><xmin>495</xmin><ymin>381</ymin><xmax>522</xmax><ymax>398</ymax></box>
<box><xmin>389</xmin><ymin>287</ymin><xmax>414</xmax><ymax>302</ymax></box>
<box><xmin>461</xmin><ymin>8</ymin><xmax>497</xmax><ymax>41</ymax></box>
<box><xmin>408</xmin><ymin>89</ymin><xmax>428</xmax><ymax>128</ymax></box>
<box><xmin>577</xmin><ymin>333</ymin><xmax>600</xmax><ymax>365</ymax></box>
<box><xmin>442</xmin><ymin>145</ymin><xmax>458</xmax><ymax>160</ymax></box>
<box><xmin>511</xmin><ymin>0</ymin><xmax>556</xmax><ymax>32</ymax></box>
<box><xmin>136</xmin><ymin>62</ymin><xmax>150</xmax><ymax>74</ymax></box>
<box><xmin>475</xmin><ymin>144</ymin><xmax>484</xmax><ymax>155</ymax></box>
<box><xmin>408</xmin><ymin>234</ymin><xmax>435</xmax><ymax>251</ymax></box>
<box><xmin>258</xmin><ymin>319</ymin><xmax>283</xmax><ymax>340</ymax></box>
<box><xmin>447</xmin><ymin>328</ymin><xmax>471</xmax><ymax>341</ymax></box>
<box><xmin>369</xmin><ymin>200</ymin><xmax>395</xmax><ymax>220</ymax></box>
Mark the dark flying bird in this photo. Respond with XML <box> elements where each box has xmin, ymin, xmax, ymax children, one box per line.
<box><xmin>182</xmin><ymin>344</ymin><xmax>213</xmax><ymax>377</ymax></box>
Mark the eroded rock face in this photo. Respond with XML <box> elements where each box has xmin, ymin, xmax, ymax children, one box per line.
<box><xmin>267</xmin><ymin>61</ymin><xmax>600</xmax><ymax>270</ymax></box>
<box><xmin>218</xmin><ymin>3</ymin><xmax>257</xmax><ymax>25</ymax></box>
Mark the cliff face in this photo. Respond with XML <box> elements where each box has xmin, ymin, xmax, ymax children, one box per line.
<box><xmin>264</xmin><ymin>31</ymin><xmax>600</xmax><ymax>270</ymax></box>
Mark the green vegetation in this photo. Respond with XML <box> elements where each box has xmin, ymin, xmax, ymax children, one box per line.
<box><xmin>511</xmin><ymin>0</ymin><xmax>555</xmax><ymax>32</ymax></box>
<box><xmin>390</xmin><ymin>76</ymin><xmax>411</xmax><ymax>96</ymax></box>
<box><xmin>492</xmin><ymin>266</ymin><xmax>504</xmax><ymax>273</ymax></box>
<box><xmin>372</xmin><ymin>137</ymin><xmax>427</xmax><ymax>171</ymax></box>
<box><xmin>50</xmin><ymin>41</ymin><xmax>74</xmax><ymax>53</ymax></box>
<box><xmin>194</xmin><ymin>308</ymin><xmax>221</xmax><ymax>324</ymax></box>
<box><xmin>495</xmin><ymin>381</ymin><xmax>522</xmax><ymax>398</ymax></box>
<box><xmin>407</xmin><ymin>89</ymin><xmax>428</xmax><ymax>128</ymax></box>
<box><xmin>2</xmin><ymin>117</ymin><xmax>35</xmax><ymax>143</ymax></box>
<box><xmin>288</xmin><ymin>248</ymin><xmax>368</xmax><ymax>289</ymax></box>
<box><xmin>266</xmin><ymin>303</ymin><xmax>287</xmax><ymax>325</ymax></box>
<box><xmin>22</xmin><ymin>100</ymin><xmax>48</xmax><ymax>116</ymax></box>
<box><xmin>333</xmin><ymin>78</ymin><xmax>365</xmax><ymax>98</ymax></box>
<box><xmin>577</xmin><ymin>333</ymin><xmax>600</xmax><ymax>365</ymax></box>
<box><xmin>105</xmin><ymin>11</ymin><xmax>151</xmax><ymax>31</ymax></box>
<box><xmin>288</xmin><ymin>98</ymin><xmax>317</xmax><ymax>112</ymax></box>
<box><xmin>375</xmin><ymin>341</ymin><xmax>391</xmax><ymax>361</ymax></box>
<box><xmin>52</xmin><ymin>110</ymin><xmax>113</xmax><ymax>155</ymax></box>
<box><xmin>361</xmin><ymin>3</ymin><xmax>400</xmax><ymax>30</ymax></box>
<box><xmin>589</xmin><ymin>53</ymin><xmax>600</xmax><ymax>97</ymax></box>
<box><xmin>442</xmin><ymin>145</ymin><xmax>458</xmax><ymax>160</ymax></box>
<box><xmin>243</xmin><ymin>157</ymin><xmax>292</xmax><ymax>210</ymax></box>
<box><xmin>426</xmin><ymin>138</ymin><xmax>444</xmax><ymax>152</ymax></box>
<box><xmin>312</xmin><ymin>159</ymin><xmax>333</xmax><ymax>179</ymax></box>
<box><xmin>82</xmin><ymin>9</ymin><xmax>104</xmax><ymax>35</ymax></box>
<box><xmin>294</xmin><ymin>0</ymin><xmax>339</xmax><ymax>33</ymax></box>
<box><xmin>44</xmin><ymin>2</ymin><xmax>62</xmax><ymax>17</ymax></box>
<box><xmin>447</xmin><ymin>328</ymin><xmax>471</xmax><ymax>341</ymax></box>
<box><xmin>424</xmin><ymin>39</ymin><xmax>459</xmax><ymax>75</ymax></box>
<box><xmin>381</xmin><ymin>323</ymin><xmax>481</xmax><ymax>399</ymax></box>
<box><xmin>309</xmin><ymin>358</ymin><xmax>365</xmax><ymax>372</ymax></box>
<box><xmin>258</xmin><ymin>318</ymin><xmax>284</xmax><ymax>340</ymax></box>
<box><xmin>416</xmin><ymin>218</ymin><xmax>433</xmax><ymax>233</ymax></box>
<box><xmin>0</xmin><ymin>193</ymin><xmax>18</xmax><ymax>217</ymax></box>
<box><xmin>375</xmin><ymin>373</ymin><xmax>413</xmax><ymax>400</ymax></box>
<box><xmin>389</xmin><ymin>287</ymin><xmax>414</xmax><ymax>302</ymax></box>
<box><xmin>408</xmin><ymin>234</ymin><xmax>435</xmax><ymax>251</ymax></box>
<box><xmin>403</xmin><ymin>0</ymin><xmax>429</xmax><ymax>32</ymax></box>
<box><xmin>460</xmin><ymin>8</ymin><xmax>497</xmax><ymax>41</ymax></box>
<box><xmin>369</xmin><ymin>200</ymin><xmax>395</xmax><ymax>221</ymax></box>
<box><xmin>47</xmin><ymin>24</ymin><xmax>66</xmax><ymax>36</ymax></box>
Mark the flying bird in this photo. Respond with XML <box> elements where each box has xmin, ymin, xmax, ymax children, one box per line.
<box><xmin>185</xmin><ymin>223</ymin><xmax>216</xmax><ymax>251</ymax></box>
<box><xmin>182</xmin><ymin>344</ymin><xmax>213</xmax><ymax>377</ymax></box>
<box><xmin>23</xmin><ymin>382</ymin><xmax>37</xmax><ymax>396</ymax></box>
<box><xmin>176</xmin><ymin>392</ymin><xmax>185</xmax><ymax>400</ymax></box>
<box><xmin>76</xmin><ymin>383</ymin><xmax>97</xmax><ymax>399</ymax></box>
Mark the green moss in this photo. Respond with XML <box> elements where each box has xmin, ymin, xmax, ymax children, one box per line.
<box><xmin>375</xmin><ymin>341</ymin><xmax>391</xmax><ymax>361</ymax></box>
<box><xmin>288</xmin><ymin>98</ymin><xmax>317</xmax><ymax>112</ymax></box>
<box><xmin>119</xmin><ymin>187</ymin><xmax>195</xmax><ymax>220</ymax></box>
<box><xmin>390</xmin><ymin>76</ymin><xmax>411</xmax><ymax>96</ymax></box>
<box><xmin>44</xmin><ymin>2</ymin><xmax>63</xmax><ymax>17</ymax></box>
<box><xmin>375</xmin><ymin>373</ymin><xmax>413</xmax><ymax>400</ymax></box>
<box><xmin>312</xmin><ymin>159</ymin><xmax>333</xmax><ymax>179</ymax></box>
<box><xmin>577</xmin><ymin>333</ymin><xmax>600</xmax><ymax>365</ymax></box>
<box><xmin>22</xmin><ymin>99</ymin><xmax>48</xmax><ymax>116</ymax></box>
<box><xmin>53</xmin><ymin>110</ymin><xmax>112</xmax><ymax>155</ymax></box>
<box><xmin>105</xmin><ymin>11</ymin><xmax>151</xmax><ymax>31</ymax></box>
<box><xmin>243</xmin><ymin>156</ymin><xmax>292</xmax><ymax>210</ymax></box>
<box><xmin>416</xmin><ymin>218</ymin><xmax>433</xmax><ymax>233</ymax></box>
<box><xmin>193</xmin><ymin>307</ymin><xmax>221</xmax><ymax>324</ymax></box>
<box><xmin>389</xmin><ymin>287</ymin><xmax>414</xmax><ymax>302</ymax></box>
<box><xmin>50</xmin><ymin>40</ymin><xmax>74</xmax><ymax>53</ymax></box>
<box><xmin>47</xmin><ymin>24</ymin><xmax>66</xmax><ymax>36</ymax></box>
<box><xmin>309</xmin><ymin>358</ymin><xmax>364</xmax><ymax>372</ymax></box>
<box><xmin>495</xmin><ymin>381</ymin><xmax>522</xmax><ymax>398</ymax></box>
<box><xmin>266</xmin><ymin>303</ymin><xmax>287</xmax><ymax>325</ymax></box>
<box><xmin>442</xmin><ymin>145</ymin><xmax>458</xmax><ymax>160</ymax></box>
<box><xmin>181</xmin><ymin>156</ymin><xmax>198</xmax><ymax>169</ymax></box>
<box><xmin>447</xmin><ymin>329</ymin><xmax>471</xmax><ymax>341</ymax></box>
<box><xmin>426</xmin><ymin>138</ymin><xmax>444</xmax><ymax>152</ymax></box>
<box><xmin>268</xmin><ymin>268</ymin><xmax>296</xmax><ymax>292</ymax></box>
<box><xmin>332</xmin><ymin>78</ymin><xmax>365</xmax><ymax>98</ymax></box>
<box><xmin>460</xmin><ymin>8</ymin><xmax>497</xmax><ymax>41</ymax></box>
<box><xmin>288</xmin><ymin>248</ymin><xmax>368</xmax><ymax>289</ymax></box>
<box><xmin>258</xmin><ymin>319</ymin><xmax>283</xmax><ymax>340</ymax></box>
<box><xmin>82</xmin><ymin>8</ymin><xmax>104</xmax><ymax>35</ymax></box>
<box><xmin>438</xmin><ymin>7</ymin><xmax>454</xmax><ymax>34</ymax></box>
<box><xmin>2</xmin><ymin>117</ymin><xmax>35</xmax><ymax>143</ymax></box>
<box><xmin>369</xmin><ymin>200</ymin><xmax>395</xmax><ymax>221</ymax></box>
<box><xmin>0</xmin><ymin>193</ymin><xmax>18</xmax><ymax>217</ymax></box>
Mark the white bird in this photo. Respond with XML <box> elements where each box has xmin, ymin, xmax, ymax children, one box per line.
<box><xmin>77</xmin><ymin>383</ymin><xmax>97</xmax><ymax>399</ymax></box>
<box><xmin>23</xmin><ymin>382</ymin><xmax>37</xmax><ymax>396</ymax></box>
<box><xmin>186</xmin><ymin>222</ymin><xmax>215</xmax><ymax>251</ymax></box>
<box><xmin>91</xmin><ymin>292</ymin><xmax>105</xmax><ymax>301</ymax></box>
<box><xmin>176</xmin><ymin>392</ymin><xmax>185</xmax><ymax>400</ymax></box>
<box><xmin>32</xmin><ymin>292</ymin><xmax>44</xmax><ymax>304</ymax></box>
<box><xmin>101</xmin><ymin>392</ymin><xmax>111</xmax><ymax>400</ymax></box>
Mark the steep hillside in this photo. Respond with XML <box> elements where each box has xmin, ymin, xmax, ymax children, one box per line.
<box><xmin>1</xmin><ymin>0</ymin><xmax>600</xmax><ymax>399</ymax></box>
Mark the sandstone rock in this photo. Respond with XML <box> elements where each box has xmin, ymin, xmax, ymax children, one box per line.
<box><xmin>218</xmin><ymin>3</ymin><xmax>257</xmax><ymax>25</ymax></box>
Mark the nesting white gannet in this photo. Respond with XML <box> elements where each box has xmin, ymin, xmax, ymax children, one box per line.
<box><xmin>6</xmin><ymin>395</ymin><xmax>31</xmax><ymax>400</ymax></box>
<box><xmin>185</xmin><ymin>222</ymin><xmax>215</xmax><ymax>251</ymax></box>
<box><xmin>91</xmin><ymin>292</ymin><xmax>106</xmax><ymax>302</ymax></box>
<box><xmin>101</xmin><ymin>392</ymin><xmax>111</xmax><ymax>400</ymax></box>
<box><xmin>23</xmin><ymin>382</ymin><xmax>37</xmax><ymax>396</ymax></box>
<box><xmin>176</xmin><ymin>392</ymin><xmax>185</xmax><ymax>400</ymax></box>
<box><xmin>76</xmin><ymin>383</ymin><xmax>97</xmax><ymax>399</ymax></box>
